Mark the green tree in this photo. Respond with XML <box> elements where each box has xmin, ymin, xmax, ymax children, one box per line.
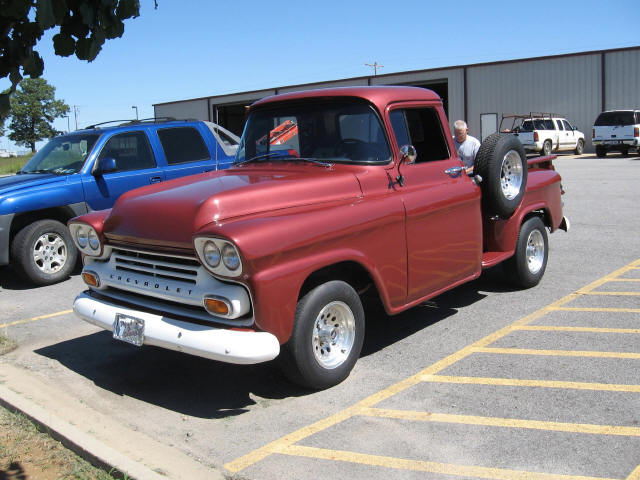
<box><xmin>8</xmin><ymin>77</ymin><xmax>69</xmax><ymax>152</ymax></box>
<box><xmin>0</xmin><ymin>0</ymin><xmax>147</xmax><ymax>114</ymax></box>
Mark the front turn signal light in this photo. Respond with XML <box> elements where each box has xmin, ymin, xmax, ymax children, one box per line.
<box><xmin>81</xmin><ymin>271</ymin><xmax>100</xmax><ymax>287</ymax></box>
<box><xmin>204</xmin><ymin>297</ymin><xmax>231</xmax><ymax>316</ymax></box>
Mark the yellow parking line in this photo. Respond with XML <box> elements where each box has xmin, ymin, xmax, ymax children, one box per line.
<box><xmin>608</xmin><ymin>279</ymin><xmax>640</xmax><ymax>282</ymax></box>
<box><xmin>627</xmin><ymin>464</ymin><xmax>640</xmax><ymax>479</ymax></box>
<box><xmin>224</xmin><ymin>258</ymin><xmax>640</xmax><ymax>474</ymax></box>
<box><xmin>360</xmin><ymin>407</ymin><xmax>640</xmax><ymax>436</ymax></box>
<box><xmin>0</xmin><ymin>309</ymin><xmax>73</xmax><ymax>329</ymax></box>
<box><xmin>279</xmin><ymin>445</ymin><xmax>619</xmax><ymax>480</ymax></box>
<box><xmin>422</xmin><ymin>375</ymin><xmax>640</xmax><ymax>392</ymax></box>
<box><xmin>515</xmin><ymin>325</ymin><xmax>640</xmax><ymax>334</ymax></box>
<box><xmin>579</xmin><ymin>291</ymin><xmax>640</xmax><ymax>296</ymax></box>
<box><xmin>552</xmin><ymin>307</ymin><xmax>640</xmax><ymax>313</ymax></box>
<box><xmin>475</xmin><ymin>347</ymin><xmax>640</xmax><ymax>359</ymax></box>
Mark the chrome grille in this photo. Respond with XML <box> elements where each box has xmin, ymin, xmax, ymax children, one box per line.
<box><xmin>112</xmin><ymin>248</ymin><xmax>200</xmax><ymax>285</ymax></box>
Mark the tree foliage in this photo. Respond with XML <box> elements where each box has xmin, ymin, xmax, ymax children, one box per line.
<box><xmin>8</xmin><ymin>77</ymin><xmax>69</xmax><ymax>152</ymax></box>
<box><xmin>0</xmin><ymin>0</ymin><xmax>144</xmax><ymax>114</ymax></box>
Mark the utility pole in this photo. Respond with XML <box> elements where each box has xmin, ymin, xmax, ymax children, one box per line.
<box><xmin>132</xmin><ymin>105</ymin><xmax>138</xmax><ymax>120</ymax></box>
<box><xmin>65</xmin><ymin>115</ymin><xmax>70</xmax><ymax>132</ymax></box>
<box><xmin>73</xmin><ymin>105</ymin><xmax>79</xmax><ymax>130</ymax></box>
<box><xmin>365</xmin><ymin>61</ymin><xmax>384</xmax><ymax>75</ymax></box>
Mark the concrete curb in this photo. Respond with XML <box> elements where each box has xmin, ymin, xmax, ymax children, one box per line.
<box><xmin>0</xmin><ymin>364</ymin><xmax>226</xmax><ymax>480</ymax></box>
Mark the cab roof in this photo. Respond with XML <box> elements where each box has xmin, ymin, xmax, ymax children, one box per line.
<box><xmin>251</xmin><ymin>86</ymin><xmax>442</xmax><ymax>110</ymax></box>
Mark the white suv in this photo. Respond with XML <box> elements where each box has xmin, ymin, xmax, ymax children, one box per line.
<box><xmin>507</xmin><ymin>114</ymin><xmax>585</xmax><ymax>156</ymax></box>
<box><xmin>592</xmin><ymin>110</ymin><xmax>640</xmax><ymax>157</ymax></box>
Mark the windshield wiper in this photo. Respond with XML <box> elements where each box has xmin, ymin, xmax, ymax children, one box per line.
<box><xmin>280</xmin><ymin>157</ymin><xmax>334</xmax><ymax>168</ymax></box>
<box><xmin>234</xmin><ymin>152</ymin><xmax>283</xmax><ymax>166</ymax></box>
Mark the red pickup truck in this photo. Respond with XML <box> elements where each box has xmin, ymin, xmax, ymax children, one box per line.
<box><xmin>69</xmin><ymin>86</ymin><xmax>568</xmax><ymax>389</ymax></box>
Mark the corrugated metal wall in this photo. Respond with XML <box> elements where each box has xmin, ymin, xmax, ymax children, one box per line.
<box><xmin>466</xmin><ymin>54</ymin><xmax>601</xmax><ymax>151</ymax></box>
<box><xmin>155</xmin><ymin>99</ymin><xmax>209</xmax><ymax>122</ymax></box>
<box><xmin>605</xmin><ymin>50</ymin><xmax>640</xmax><ymax>111</ymax></box>
<box><xmin>153</xmin><ymin>47</ymin><xmax>640</xmax><ymax>153</ymax></box>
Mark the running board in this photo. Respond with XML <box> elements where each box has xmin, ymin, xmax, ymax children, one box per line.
<box><xmin>482</xmin><ymin>251</ymin><xmax>514</xmax><ymax>268</ymax></box>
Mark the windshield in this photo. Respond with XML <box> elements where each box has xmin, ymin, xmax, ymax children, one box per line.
<box><xmin>594</xmin><ymin>111</ymin><xmax>637</xmax><ymax>126</ymax></box>
<box><xmin>20</xmin><ymin>134</ymin><xmax>100</xmax><ymax>175</ymax></box>
<box><xmin>235</xmin><ymin>100</ymin><xmax>391</xmax><ymax>165</ymax></box>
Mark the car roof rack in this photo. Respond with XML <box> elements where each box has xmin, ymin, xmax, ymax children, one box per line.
<box><xmin>84</xmin><ymin>117</ymin><xmax>183</xmax><ymax>129</ymax></box>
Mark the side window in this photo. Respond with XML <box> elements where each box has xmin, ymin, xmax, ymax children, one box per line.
<box><xmin>158</xmin><ymin>127</ymin><xmax>210</xmax><ymax>165</ymax></box>
<box><xmin>99</xmin><ymin>131</ymin><xmax>155</xmax><ymax>172</ymax></box>
<box><xmin>390</xmin><ymin>108</ymin><xmax>449</xmax><ymax>163</ymax></box>
<box><xmin>556</xmin><ymin>120</ymin><xmax>564</xmax><ymax>131</ymax></box>
<box><xmin>544</xmin><ymin>119</ymin><xmax>555</xmax><ymax>129</ymax></box>
<box><xmin>562</xmin><ymin>120</ymin><xmax>572</xmax><ymax>130</ymax></box>
<box><xmin>534</xmin><ymin>120</ymin><xmax>546</xmax><ymax>130</ymax></box>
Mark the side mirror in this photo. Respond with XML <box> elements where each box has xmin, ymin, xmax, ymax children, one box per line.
<box><xmin>399</xmin><ymin>144</ymin><xmax>417</xmax><ymax>164</ymax></box>
<box><xmin>573</xmin><ymin>126</ymin><xmax>578</xmax><ymax>131</ymax></box>
<box><xmin>94</xmin><ymin>157</ymin><xmax>117</xmax><ymax>175</ymax></box>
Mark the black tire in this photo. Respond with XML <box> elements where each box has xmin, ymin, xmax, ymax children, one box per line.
<box><xmin>574</xmin><ymin>139</ymin><xmax>584</xmax><ymax>155</ymax></box>
<box><xmin>504</xmin><ymin>216</ymin><xmax>548</xmax><ymax>289</ymax></box>
<box><xmin>10</xmin><ymin>219</ymin><xmax>77</xmax><ymax>286</ymax></box>
<box><xmin>621</xmin><ymin>148</ymin><xmax>629</xmax><ymax>157</ymax></box>
<box><xmin>280</xmin><ymin>280</ymin><xmax>365</xmax><ymax>390</ymax></box>
<box><xmin>595</xmin><ymin>145</ymin><xmax>607</xmax><ymax>158</ymax></box>
<box><xmin>542</xmin><ymin>140</ymin><xmax>552</xmax><ymax>156</ymax></box>
<box><xmin>474</xmin><ymin>133</ymin><xmax>528</xmax><ymax>219</ymax></box>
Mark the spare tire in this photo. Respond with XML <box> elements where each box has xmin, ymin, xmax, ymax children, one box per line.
<box><xmin>474</xmin><ymin>133</ymin><xmax>527</xmax><ymax>218</ymax></box>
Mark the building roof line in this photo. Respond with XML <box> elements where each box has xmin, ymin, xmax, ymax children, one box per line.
<box><xmin>153</xmin><ymin>45</ymin><xmax>640</xmax><ymax>107</ymax></box>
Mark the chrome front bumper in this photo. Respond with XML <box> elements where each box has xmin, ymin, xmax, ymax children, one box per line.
<box><xmin>73</xmin><ymin>291</ymin><xmax>280</xmax><ymax>364</ymax></box>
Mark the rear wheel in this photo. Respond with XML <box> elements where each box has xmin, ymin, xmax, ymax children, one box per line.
<box><xmin>504</xmin><ymin>216</ymin><xmax>548</xmax><ymax>288</ymax></box>
<box><xmin>280</xmin><ymin>280</ymin><xmax>364</xmax><ymax>389</ymax></box>
<box><xmin>10</xmin><ymin>219</ymin><xmax>77</xmax><ymax>286</ymax></box>
<box><xmin>542</xmin><ymin>140</ymin><xmax>552</xmax><ymax>156</ymax></box>
<box><xmin>574</xmin><ymin>139</ymin><xmax>584</xmax><ymax>155</ymax></box>
<box><xmin>595</xmin><ymin>145</ymin><xmax>607</xmax><ymax>158</ymax></box>
<box><xmin>474</xmin><ymin>133</ymin><xmax>528</xmax><ymax>219</ymax></box>
<box><xmin>621</xmin><ymin>148</ymin><xmax>629</xmax><ymax>157</ymax></box>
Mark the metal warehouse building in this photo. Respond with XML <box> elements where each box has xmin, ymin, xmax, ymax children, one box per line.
<box><xmin>154</xmin><ymin>46</ymin><xmax>640</xmax><ymax>153</ymax></box>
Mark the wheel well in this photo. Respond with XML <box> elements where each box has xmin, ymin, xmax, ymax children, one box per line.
<box><xmin>10</xmin><ymin>207</ymin><xmax>77</xmax><ymax>243</ymax></box>
<box><xmin>299</xmin><ymin>261</ymin><xmax>382</xmax><ymax>308</ymax></box>
<box><xmin>523</xmin><ymin>209</ymin><xmax>550</xmax><ymax>229</ymax></box>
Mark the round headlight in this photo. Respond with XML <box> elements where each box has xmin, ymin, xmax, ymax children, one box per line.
<box><xmin>88</xmin><ymin>229</ymin><xmax>100</xmax><ymax>250</ymax></box>
<box><xmin>203</xmin><ymin>241</ymin><xmax>221</xmax><ymax>267</ymax></box>
<box><xmin>76</xmin><ymin>227</ymin><xmax>88</xmax><ymax>248</ymax></box>
<box><xmin>222</xmin><ymin>243</ymin><xmax>240</xmax><ymax>271</ymax></box>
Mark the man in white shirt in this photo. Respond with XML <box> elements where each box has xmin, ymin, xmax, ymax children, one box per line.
<box><xmin>453</xmin><ymin>120</ymin><xmax>480</xmax><ymax>173</ymax></box>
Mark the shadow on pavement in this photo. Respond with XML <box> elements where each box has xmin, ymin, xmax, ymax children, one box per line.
<box><xmin>34</xmin><ymin>267</ymin><xmax>508</xmax><ymax>419</ymax></box>
<box><xmin>0</xmin><ymin>264</ymin><xmax>82</xmax><ymax>291</ymax></box>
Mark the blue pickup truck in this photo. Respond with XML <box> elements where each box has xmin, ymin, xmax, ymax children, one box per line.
<box><xmin>0</xmin><ymin>118</ymin><xmax>240</xmax><ymax>285</ymax></box>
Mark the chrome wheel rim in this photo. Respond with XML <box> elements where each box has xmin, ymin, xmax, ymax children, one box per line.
<box><xmin>312</xmin><ymin>301</ymin><xmax>356</xmax><ymax>369</ymax></box>
<box><xmin>501</xmin><ymin>149</ymin><xmax>524</xmax><ymax>200</ymax></box>
<box><xmin>525</xmin><ymin>229</ymin><xmax>545</xmax><ymax>274</ymax></box>
<box><xmin>33</xmin><ymin>232</ymin><xmax>67</xmax><ymax>274</ymax></box>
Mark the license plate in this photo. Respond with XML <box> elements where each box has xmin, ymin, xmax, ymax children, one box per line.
<box><xmin>605</xmin><ymin>140</ymin><xmax>621</xmax><ymax>144</ymax></box>
<box><xmin>113</xmin><ymin>313</ymin><xmax>144</xmax><ymax>346</ymax></box>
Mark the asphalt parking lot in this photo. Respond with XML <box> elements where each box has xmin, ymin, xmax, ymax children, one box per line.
<box><xmin>1</xmin><ymin>152</ymin><xmax>639</xmax><ymax>480</ymax></box>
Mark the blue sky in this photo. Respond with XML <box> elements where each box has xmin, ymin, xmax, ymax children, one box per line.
<box><xmin>1</xmin><ymin>0</ymin><xmax>639</xmax><ymax>150</ymax></box>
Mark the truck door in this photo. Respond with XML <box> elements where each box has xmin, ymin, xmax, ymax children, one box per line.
<box><xmin>561</xmin><ymin>120</ymin><xmax>576</xmax><ymax>149</ymax></box>
<box><xmin>389</xmin><ymin>107</ymin><xmax>482</xmax><ymax>304</ymax></box>
<box><xmin>81</xmin><ymin>131</ymin><xmax>165</xmax><ymax>211</ymax></box>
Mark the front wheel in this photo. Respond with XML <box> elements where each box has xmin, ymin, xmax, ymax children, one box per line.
<box><xmin>10</xmin><ymin>219</ymin><xmax>77</xmax><ymax>286</ymax></box>
<box><xmin>280</xmin><ymin>280</ymin><xmax>365</xmax><ymax>389</ymax></box>
<box><xmin>574</xmin><ymin>139</ymin><xmax>584</xmax><ymax>155</ymax></box>
<box><xmin>542</xmin><ymin>140</ymin><xmax>552</xmax><ymax>156</ymax></box>
<box><xmin>504</xmin><ymin>216</ymin><xmax>548</xmax><ymax>289</ymax></box>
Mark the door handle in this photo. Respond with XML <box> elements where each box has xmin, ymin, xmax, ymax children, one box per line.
<box><xmin>445</xmin><ymin>166</ymin><xmax>463</xmax><ymax>177</ymax></box>
<box><xmin>149</xmin><ymin>176</ymin><xmax>163</xmax><ymax>184</ymax></box>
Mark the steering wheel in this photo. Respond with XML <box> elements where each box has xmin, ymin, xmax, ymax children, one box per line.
<box><xmin>334</xmin><ymin>138</ymin><xmax>368</xmax><ymax>159</ymax></box>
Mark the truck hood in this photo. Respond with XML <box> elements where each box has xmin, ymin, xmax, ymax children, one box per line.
<box><xmin>0</xmin><ymin>173</ymin><xmax>64</xmax><ymax>194</ymax></box>
<box><xmin>103</xmin><ymin>166</ymin><xmax>363</xmax><ymax>247</ymax></box>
